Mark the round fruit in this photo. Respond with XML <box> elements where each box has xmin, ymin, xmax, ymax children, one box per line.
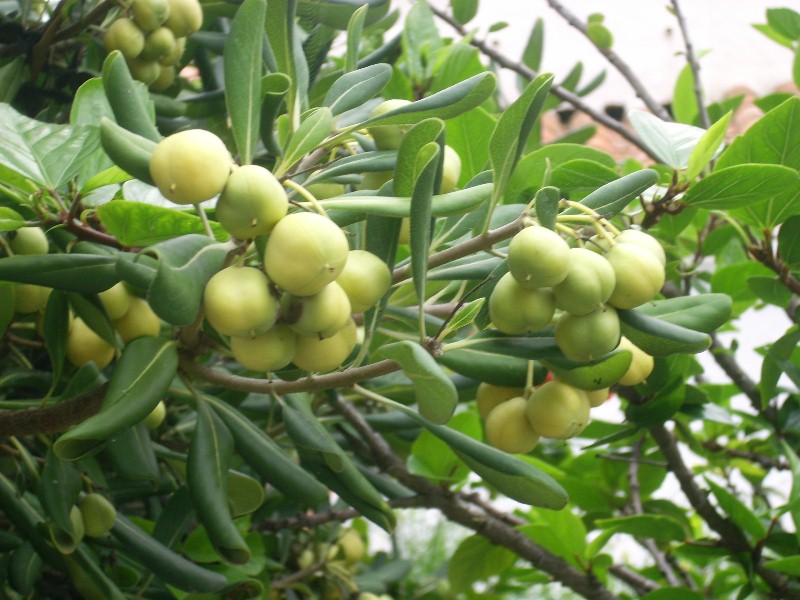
<box><xmin>336</xmin><ymin>250</ymin><xmax>391</xmax><ymax>313</ymax></box>
<box><xmin>230</xmin><ymin>324</ymin><xmax>296</xmax><ymax>372</ymax></box>
<box><xmin>338</xmin><ymin>529</ymin><xmax>365</xmax><ymax>564</ymax></box>
<box><xmin>78</xmin><ymin>494</ymin><xmax>117</xmax><ymax>538</ymax></box>
<box><xmin>508</xmin><ymin>226</ymin><xmax>571</xmax><ymax>289</ymax></box>
<box><xmin>264</xmin><ymin>212</ymin><xmax>349</xmax><ymax>297</ymax></box>
<box><xmin>139</xmin><ymin>26</ymin><xmax>176</xmax><ymax>61</ymax></box>
<box><xmin>163</xmin><ymin>0</ymin><xmax>203</xmax><ymax>37</ymax></box>
<box><xmin>203</xmin><ymin>266</ymin><xmax>278</xmax><ymax>337</ymax></box>
<box><xmin>485</xmin><ymin>396</ymin><xmax>540</xmax><ymax>453</ymax></box>
<box><xmin>216</xmin><ymin>165</ymin><xmax>288</xmax><ymax>239</ymax></box>
<box><xmin>127</xmin><ymin>58</ymin><xmax>161</xmax><ymax>86</ymax></box>
<box><xmin>555</xmin><ymin>307</ymin><xmax>620</xmax><ymax>362</ymax></box>
<box><xmin>605</xmin><ymin>243</ymin><xmax>665</xmax><ymax>309</ymax></box>
<box><xmin>292</xmin><ymin>318</ymin><xmax>357</xmax><ymax>372</ymax></box>
<box><xmin>476</xmin><ymin>383</ymin><xmax>525</xmax><ymax>420</ymax></box>
<box><xmin>104</xmin><ymin>18</ymin><xmax>145</xmax><ymax>59</ymax></box>
<box><xmin>159</xmin><ymin>36</ymin><xmax>186</xmax><ymax>66</ymax></box>
<box><xmin>113</xmin><ymin>296</ymin><xmax>161</xmax><ymax>342</ymax></box>
<box><xmin>525</xmin><ymin>380</ymin><xmax>590</xmax><ymax>439</ymax></box>
<box><xmin>14</xmin><ymin>284</ymin><xmax>50</xmax><ymax>314</ymax></box>
<box><xmin>367</xmin><ymin>99</ymin><xmax>412</xmax><ymax>150</ymax></box>
<box><xmin>99</xmin><ymin>282</ymin><xmax>132</xmax><ymax>320</ymax></box>
<box><xmin>489</xmin><ymin>272</ymin><xmax>555</xmax><ymax>334</ymax></box>
<box><xmin>306</xmin><ymin>181</ymin><xmax>345</xmax><ymax>199</ymax></box>
<box><xmin>440</xmin><ymin>145</ymin><xmax>461</xmax><ymax>194</ymax></box>
<box><xmin>67</xmin><ymin>318</ymin><xmax>115</xmax><ymax>369</ymax></box>
<box><xmin>70</xmin><ymin>505</ymin><xmax>85</xmax><ymax>542</ymax></box>
<box><xmin>614</xmin><ymin>229</ymin><xmax>666</xmax><ymax>266</ymax></box>
<box><xmin>9</xmin><ymin>227</ymin><xmax>48</xmax><ymax>255</ymax></box>
<box><xmin>131</xmin><ymin>0</ymin><xmax>171</xmax><ymax>31</ymax></box>
<box><xmin>586</xmin><ymin>388</ymin><xmax>610</xmax><ymax>408</ymax></box>
<box><xmin>149</xmin><ymin>129</ymin><xmax>232</xmax><ymax>205</ymax></box>
<box><xmin>150</xmin><ymin>64</ymin><xmax>176</xmax><ymax>92</ymax></box>
<box><xmin>143</xmin><ymin>400</ymin><xmax>167</xmax><ymax>429</ymax></box>
<box><xmin>280</xmin><ymin>281</ymin><xmax>351</xmax><ymax>337</ymax></box>
<box><xmin>617</xmin><ymin>336</ymin><xmax>654</xmax><ymax>386</ymax></box>
<box><xmin>358</xmin><ymin>170</ymin><xmax>393</xmax><ymax>191</ymax></box>
<box><xmin>552</xmin><ymin>247</ymin><xmax>615</xmax><ymax>315</ymax></box>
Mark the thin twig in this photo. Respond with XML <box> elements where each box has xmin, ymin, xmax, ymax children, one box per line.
<box><xmin>670</xmin><ymin>0</ymin><xmax>710</xmax><ymax>128</ymax></box>
<box><xmin>608</xmin><ymin>565</ymin><xmax>661</xmax><ymax>595</ymax></box>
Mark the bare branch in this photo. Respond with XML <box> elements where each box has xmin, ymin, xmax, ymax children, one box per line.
<box><xmin>669</xmin><ymin>0</ymin><xmax>711</xmax><ymax>128</ymax></box>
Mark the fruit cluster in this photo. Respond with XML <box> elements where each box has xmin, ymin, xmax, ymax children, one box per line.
<box><xmin>102</xmin><ymin>0</ymin><xmax>203</xmax><ymax>90</ymax></box>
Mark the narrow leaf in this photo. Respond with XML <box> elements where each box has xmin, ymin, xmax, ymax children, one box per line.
<box><xmin>686</xmin><ymin>111</ymin><xmax>732</xmax><ymax>180</ymax></box>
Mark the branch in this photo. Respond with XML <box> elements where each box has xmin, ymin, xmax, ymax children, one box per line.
<box><xmin>702</xmin><ymin>440</ymin><xmax>789</xmax><ymax>471</ymax></box>
<box><xmin>0</xmin><ymin>384</ymin><xmax>108</xmax><ymax>436</ymax></box>
<box><xmin>257</xmin><ymin>497</ymin><xmax>425</xmax><ymax>532</ymax></box>
<box><xmin>428</xmin><ymin>4</ymin><xmax>659</xmax><ymax>161</ymax></box>
<box><xmin>542</xmin><ymin>0</ymin><xmax>672</xmax><ymax>122</ymax></box>
<box><xmin>608</xmin><ymin>565</ymin><xmax>661</xmax><ymax>596</ymax></box>
<box><xmin>708</xmin><ymin>333</ymin><xmax>764</xmax><ymax>415</ymax></box>
<box><xmin>669</xmin><ymin>0</ymin><xmax>710</xmax><ymax>128</ymax></box>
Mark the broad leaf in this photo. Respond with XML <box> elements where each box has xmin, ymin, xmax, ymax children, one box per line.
<box><xmin>682</xmin><ymin>164</ymin><xmax>799</xmax><ymax>210</ymax></box>
<box><xmin>629</xmin><ymin>110</ymin><xmax>706</xmax><ymax>168</ymax></box>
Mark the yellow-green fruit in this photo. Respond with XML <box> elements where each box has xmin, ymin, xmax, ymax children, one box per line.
<box><xmin>358</xmin><ymin>594</ymin><xmax>381</xmax><ymax>600</ymax></box>
<box><xmin>614</xmin><ymin>229</ymin><xmax>666</xmax><ymax>266</ymax></box>
<box><xmin>70</xmin><ymin>505</ymin><xmax>85</xmax><ymax>542</ymax></box>
<box><xmin>150</xmin><ymin>64</ymin><xmax>176</xmax><ymax>92</ymax></box>
<box><xmin>203</xmin><ymin>266</ymin><xmax>277</xmax><ymax>337</ymax></box>
<box><xmin>264</xmin><ymin>212</ymin><xmax>349</xmax><ymax>296</ymax></box>
<box><xmin>587</xmin><ymin>388</ymin><xmax>610</xmax><ymax>408</ymax></box>
<box><xmin>358</xmin><ymin>170</ymin><xmax>393</xmax><ymax>191</ymax></box>
<box><xmin>114</xmin><ymin>297</ymin><xmax>161</xmax><ymax>343</ymax></box>
<box><xmin>14</xmin><ymin>284</ymin><xmax>50</xmax><ymax>314</ymax></box>
<box><xmin>128</xmin><ymin>57</ymin><xmax>161</xmax><ymax>86</ymax></box>
<box><xmin>79</xmin><ymin>494</ymin><xmax>117</xmax><ymax>538</ymax></box>
<box><xmin>230</xmin><ymin>324</ymin><xmax>296</xmax><ymax>371</ymax></box>
<box><xmin>367</xmin><ymin>99</ymin><xmax>412</xmax><ymax>150</ymax></box>
<box><xmin>306</xmin><ymin>181</ymin><xmax>345</xmax><ymax>199</ymax></box>
<box><xmin>489</xmin><ymin>272</ymin><xmax>555</xmax><ymax>334</ymax></box>
<box><xmin>555</xmin><ymin>307</ymin><xmax>620</xmax><ymax>362</ymax></box>
<box><xmin>476</xmin><ymin>383</ymin><xmax>525</xmax><ymax>420</ymax></box>
<box><xmin>398</xmin><ymin>217</ymin><xmax>410</xmax><ymax>244</ymax></box>
<box><xmin>281</xmin><ymin>281</ymin><xmax>351</xmax><ymax>337</ymax></box>
<box><xmin>139</xmin><ymin>26</ymin><xmax>176</xmax><ymax>61</ymax></box>
<box><xmin>103</xmin><ymin>18</ymin><xmax>145</xmax><ymax>59</ymax></box>
<box><xmin>617</xmin><ymin>337</ymin><xmax>654</xmax><ymax>386</ymax></box>
<box><xmin>485</xmin><ymin>396</ymin><xmax>540</xmax><ymax>453</ymax></box>
<box><xmin>216</xmin><ymin>165</ymin><xmax>288</xmax><ymax>239</ymax></box>
<box><xmin>338</xmin><ymin>529</ymin><xmax>365</xmax><ymax>564</ymax></box>
<box><xmin>131</xmin><ymin>0</ymin><xmax>171</xmax><ymax>31</ymax></box>
<box><xmin>605</xmin><ymin>243</ymin><xmax>665</xmax><ymax>309</ymax></box>
<box><xmin>150</xmin><ymin>129</ymin><xmax>232</xmax><ymax>205</ymax></box>
<box><xmin>552</xmin><ymin>248</ymin><xmax>615</xmax><ymax>315</ymax></box>
<box><xmin>99</xmin><ymin>282</ymin><xmax>132</xmax><ymax>320</ymax></box>
<box><xmin>508</xmin><ymin>226</ymin><xmax>571</xmax><ymax>289</ymax></box>
<box><xmin>336</xmin><ymin>250</ymin><xmax>391</xmax><ymax>313</ymax></box>
<box><xmin>9</xmin><ymin>227</ymin><xmax>48</xmax><ymax>255</ymax></box>
<box><xmin>525</xmin><ymin>381</ymin><xmax>590</xmax><ymax>439</ymax></box>
<box><xmin>164</xmin><ymin>0</ymin><xmax>203</xmax><ymax>37</ymax></box>
<box><xmin>293</xmin><ymin>318</ymin><xmax>357</xmax><ymax>372</ymax></box>
<box><xmin>67</xmin><ymin>318</ymin><xmax>115</xmax><ymax>369</ymax></box>
<box><xmin>441</xmin><ymin>145</ymin><xmax>461</xmax><ymax>193</ymax></box>
<box><xmin>143</xmin><ymin>400</ymin><xmax>167</xmax><ymax>429</ymax></box>
<box><xmin>159</xmin><ymin>36</ymin><xmax>185</xmax><ymax>66</ymax></box>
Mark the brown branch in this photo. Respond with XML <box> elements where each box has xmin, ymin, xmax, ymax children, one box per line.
<box><xmin>669</xmin><ymin>0</ymin><xmax>710</xmax><ymax>128</ymax></box>
<box><xmin>0</xmin><ymin>384</ymin><xmax>108</xmax><ymax>436</ymax></box>
<box><xmin>608</xmin><ymin>565</ymin><xmax>661</xmax><ymax>595</ymax></box>
<box><xmin>702</xmin><ymin>440</ymin><xmax>789</xmax><ymax>471</ymax></box>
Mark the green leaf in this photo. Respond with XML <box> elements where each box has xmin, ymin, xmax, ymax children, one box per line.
<box><xmin>0</xmin><ymin>207</ymin><xmax>25</xmax><ymax>231</ymax></box>
<box><xmin>761</xmin><ymin>328</ymin><xmax>800</xmax><ymax>406</ymax></box>
<box><xmin>428</xmin><ymin>43</ymin><xmax>486</xmax><ymax>96</ymax></box>
<box><xmin>618</xmin><ymin>308</ymin><xmax>711</xmax><ymax>357</ymax></box>
<box><xmin>534</xmin><ymin>186</ymin><xmax>560</xmax><ymax>230</ymax></box>
<box><xmin>103</xmin><ymin>423</ymin><xmax>159</xmax><ymax>486</ymax></box>
<box><xmin>409</xmin><ymin>411</ymin><xmax>477</xmax><ymax>484</ymax></box>
<box><xmin>42</xmin><ymin>290</ymin><xmax>70</xmax><ymax>387</ymax></box>
<box><xmin>682</xmin><ymin>164</ymin><xmax>799</xmax><ymax>210</ymax></box>
<box><xmin>686</xmin><ymin>111</ymin><xmax>732</xmax><ymax>180</ymax></box>
<box><xmin>448</xmin><ymin>534</ymin><xmax>516</xmax><ymax>593</ymax></box>
<box><xmin>767</xmin><ymin>8</ymin><xmax>800</xmax><ymax>40</ymax></box>
<box><xmin>439</xmin><ymin>298</ymin><xmax>485</xmax><ymax>339</ymax></box>
<box><xmin>445</xmin><ymin>107</ymin><xmax>495</xmax><ymax>186</ymax></box>
<box><xmin>635</xmin><ymin>294</ymin><xmax>732</xmax><ymax>332</ymax></box>
<box><xmin>642</xmin><ymin>589</ymin><xmax>705</xmax><ymax>600</ymax></box>
<box><xmin>101</xmin><ymin>52</ymin><xmax>160</xmax><ymax>142</ymax></box>
<box><xmin>0</xmin><ymin>56</ymin><xmax>25</xmax><ymax>103</ymax></box>
<box><xmin>595</xmin><ymin>515</ymin><xmax>686</xmax><ymax>543</ymax></box>
<box><xmin>542</xmin><ymin>350</ymin><xmax>632</xmax><ymax>392</ymax></box>
<box><xmin>277</xmin><ymin>107</ymin><xmax>333</xmax><ymax>176</ymax></box>
<box><xmin>402</xmin><ymin>0</ymin><xmax>441</xmax><ymax>83</ymax></box>
<box><xmin>64</xmin><ymin>545</ymin><xmax>126</xmax><ymax>600</ymax></box>
<box><xmin>41</xmin><ymin>449</ymin><xmax>83</xmax><ymax>554</ymax></box>
<box><xmin>379</xmin><ymin>341</ymin><xmax>457</xmax><ymax>424</ymax></box>
<box><xmin>98</xmin><ymin>117</ymin><xmax>156</xmax><ymax>185</ymax></box>
<box><xmin>0</xmin><ymin>283</ymin><xmax>14</xmax><ymax>338</ymax></box>
<box><xmin>266</xmin><ymin>0</ymin><xmax>308</xmax><ymax>123</ymax></box>
<box><xmin>705</xmin><ymin>477</ymin><xmax>767</xmax><ymax>541</ymax></box>
<box><xmin>763</xmin><ymin>556</ymin><xmax>800</xmax><ymax>577</ymax></box>
<box><xmin>324</xmin><ymin>64</ymin><xmax>392</xmax><ymax>116</ymax></box>
<box><xmin>586</xmin><ymin>22</ymin><xmax>613</xmax><ymax>49</ymax></box>
<box><xmin>188</xmin><ymin>399</ymin><xmax>251</xmax><ymax>564</ymax></box>
<box><xmin>344</xmin><ymin>4</ymin><xmax>368</xmax><ymax>73</ymax></box>
<box><xmin>550</xmin><ymin>159</ymin><xmax>618</xmax><ymax>196</ymax></box>
<box><xmin>521</xmin><ymin>18</ymin><xmax>544</xmax><ymax>73</ymax></box>
<box><xmin>781</xmin><ymin>216</ymin><xmax>800</xmax><ymax>267</ymax></box>
<box><xmin>225</xmin><ymin>0</ymin><xmax>266</xmax><ymax>165</ymax></box>
<box><xmin>629</xmin><ymin>110</ymin><xmax>706</xmax><ymax>168</ymax></box>
<box><xmin>409</xmin><ymin>142</ymin><xmax>440</xmax><ymax>311</ymax></box>
<box><xmin>780</xmin><ymin>440</ymin><xmax>800</xmax><ymax>543</ymax></box>
<box><xmin>438</xmin><ymin>348</ymin><xmax>531</xmax><ymax>387</ymax></box>
<box><xmin>518</xmin><ymin>507</ymin><xmax>587</xmax><ymax>567</ymax></box>
<box><xmin>566</xmin><ymin>169</ymin><xmax>658</xmax><ymax>218</ymax></box>
<box><xmin>672</xmin><ymin>64</ymin><xmax>699</xmax><ymax>125</ymax></box>
<box><xmin>54</xmin><ymin>337</ymin><xmax>178</xmax><ymax>460</ymax></box>
<box><xmin>0</xmin><ymin>253</ymin><xmax>119</xmax><ymax>293</ymax></box>
<box><xmin>748</xmin><ymin>275</ymin><xmax>793</xmax><ymax>307</ymax></box>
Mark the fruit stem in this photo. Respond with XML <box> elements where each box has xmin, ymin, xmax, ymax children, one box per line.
<box><xmin>193</xmin><ymin>204</ymin><xmax>215</xmax><ymax>238</ymax></box>
<box><xmin>558</xmin><ymin>200</ymin><xmax>621</xmax><ymax>235</ymax></box>
<box><xmin>283</xmin><ymin>179</ymin><xmax>328</xmax><ymax>217</ymax></box>
<box><xmin>525</xmin><ymin>360</ymin><xmax>536</xmax><ymax>396</ymax></box>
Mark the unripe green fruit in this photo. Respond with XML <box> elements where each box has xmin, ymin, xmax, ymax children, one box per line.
<box><xmin>70</xmin><ymin>505</ymin><xmax>85</xmax><ymax>542</ymax></box>
<box><xmin>306</xmin><ymin>181</ymin><xmax>345</xmax><ymax>199</ymax></box>
<box><xmin>552</xmin><ymin>248</ymin><xmax>615</xmax><ymax>315</ymax></box>
<box><xmin>131</xmin><ymin>0</ymin><xmax>171</xmax><ymax>31</ymax></box>
<box><xmin>476</xmin><ymin>383</ymin><xmax>525</xmax><ymax>420</ymax></box>
<box><xmin>164</xmin><ymin>0</ymin><xmax>203</xmax><ymax>37</ymax></box>
<box><xmin>525</xmin><ymin>380</ymin><xmax>590</xmax><ymax>439</ymax></box>
<box><xmin>150</xmin><ymin>64</ymin><xmax>176</xmax><ymax>92</ymax></box>
<box><xmin>78</xmin><ymin>494</ymin><xmax>117</xmax><ymax>538</ymax></box>
<box><xmin>9</xmin><ymin>227</ymin><xmax>48</xmax><ymax>255</ymax></box>
<box><xmin>489</xmin><ymin>272</ymin><xmax>555</xmax><ymax>334</ymax></box>
<box><xmin>587</xmin><ymin>388</ymin><xmax>610</xmax><ymax>408</ymax></box>
<box><xmin>338</xmin><ymin>529</ymin><xmax>365</xmax><ymax>564</ymax></box>
<box><xmin>555</xmin><ymin>307</ymin><xmax>620</xmax><ymax>362</ymax></box>
<box><xmin>441</xmin><ymin>145</ymin><xmax>461</xmax><ymax>193</ymax></box>
<box><xmin>508</xmin><ymin>226</ymin><xmax>571</xmax><ymax>289</ymax></box>
<box><xmin>150</xmin><ymin>129</ymin><xmax>232</xmax><ymax>205</ymax></box>
<box><xmin>203</xmin><ymin>266</ymin><xmax>277</xmax><ymax>337</ymax></box>
<box><xmin>127</xmin><ymin>57</ymin><xmax>161</xmax><ymax>86</ymax></box>
<box><xmin>14</xmin><ymin>284</ymin><xmax>50</xmax><ymax>314</ymax></box>
<box><xmin>114</xmin><ymin>296</ymin><xmax>161</xmax><ymax>342</ymax></box>
<box><xmin>99</xmin><ymin>282</ymin><xmax>132</xmax><ymax>320</ymax></box>
<box><xmin>159</xmin><ymin>36</ymin><xmax>185</xmax><ymax>66</ymax></box>
<box><xmin>216</xmin><ymin>165</ymin><xmax>288</xmax><ymax>239</ymax></box>
<box><xmin>139</xmin><ymin>26</ymin><xmax>176</xmax><ymax>61</ymax></box>
<box><xmin>264</xmin><ymin>212</ymin><xmax>349</xmax><ymax>296</ymax></box>
<box><xmin>605</xmin><ymin>243</ymin><xmax>665</xmax><ymax>309</ymax></box>
<box><xmin>280</xmin><ymin>281</ymin><xmax>351</xmax><ymax>337</ymax></box>
<box><xmin>230</xmin><ymin>324</ymin><xmax>296</xmax><ymax>372</ymax></box>
<box><xmin>617</xmin><ymin>337</ymin><xmax>654</xmax><ymax>386</ymax></box>
<box><xmin>614</xmin><ymin>229</ymin><xmax>666</xmax><ymax>266</ymax></box>
<box><xmin>143</xmin><ymin>400</ymin><xmax>167</xmax><ymax>429</ymax></box>
<box><xmin>485</xmin><ymin>396</ymin><xmax>540</xmax><ymax>453</ymax></box>
<box><xmin>358</xmin><ymin>594</ymin><xmax>381</xmax><ymax>600</ymax></box>
<box><xmin>358</xmin><ymin>170</ymin><xmax>392</xmax><ymax>191</ymax></box>
<box><xmin>336</xmin><ymin>250</ymin><xmax>391</xmax><ymax>313</ymax></box>
<box><xmin>293</xmin><ymin>318</ymin><xmax>357</xmax><ymax>372</ymax></box>
<box><xmin>367</xmin><ymin>99</ymin><xmax>412</xmax><ymax>150</ymax></box>
<box><xmin>104</xmin><ymin>18</ymin><xmax>145</xmax><ymax>59</ymax></box>
<box><xmin>67</xmin><ymin>318</ymin><xmax>115</xmax><ymax>369</ymax></box>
